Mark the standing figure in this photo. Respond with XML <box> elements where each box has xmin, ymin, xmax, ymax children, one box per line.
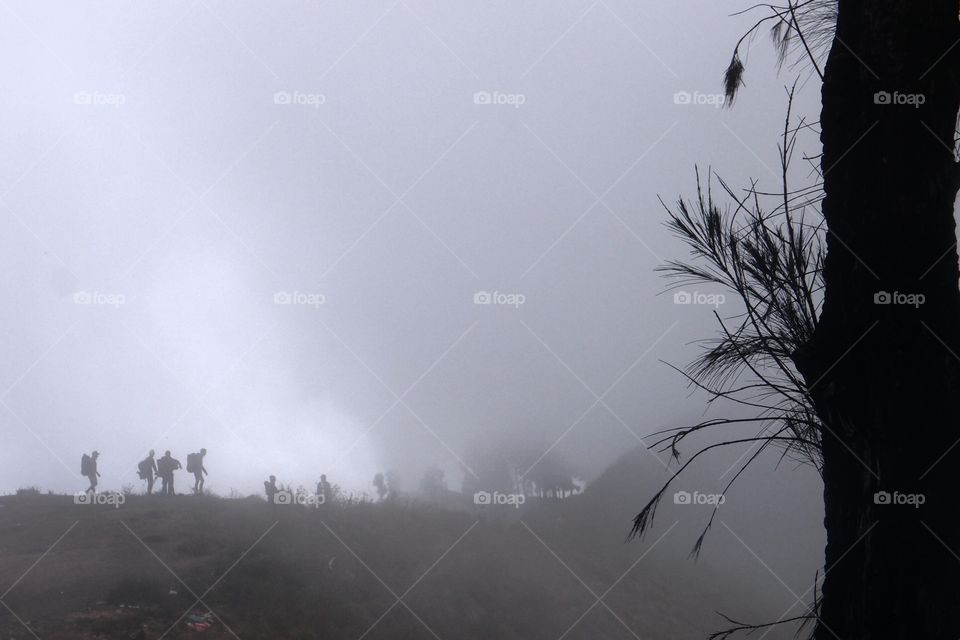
<box><xmin>264</xmin><ymin>475</ymin><xmax>279</xmax><ymax>507</ymax></box>
<box><xmin>317</xmin><ymin>474</ymin><xmax>332</xmax><ymax>505</ymax></box>
<box><xmin>81</xmin><ymin>451</ymin><xmax>100</xmax><ymax>494</ymax></box>
<box><xmin>157</xmin><ymin>450</ymin><xmax>182</xmax><ymax>496</ymax></box>
<box><xmin>187</xmin><ymin>448</ymin><xmax>208</xmax><ymax>495</ymax></box>
<box><xmin>138</xmin><ymin>450</ymin><xmax>158</xmax><ymax>495</ymax></box>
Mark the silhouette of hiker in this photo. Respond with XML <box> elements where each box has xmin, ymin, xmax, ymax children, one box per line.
<box><xmin>157</xmin><ymin>450</ymin><xmax>182</xmax><ymax>496</ymax></box>
<box><xmin>81</xmin><ymin>451</ymin><xmax>100</xmax><ymax>494</ymax></box>
<box><xmin>317</xmin><ymin>474</ymin><xmax>332</xmax><ymax>505</ymax></box>
<box><xmin>264</xmin><ymin>475</ymin><xmax>279</xmax><ymax>506</ymax></box>
<box><xmin>188</xmin><ymin>448</ymin><xmax>207</xmax><ymax>495</ymax></box>
<box><xmin>138</xmin><ymin>450</ymin><xmax>158</xmax><ymax>495</ymax></box>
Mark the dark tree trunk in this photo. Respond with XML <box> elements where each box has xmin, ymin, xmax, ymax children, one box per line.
<box><xmin>793</xmin><ymin>1</ymin><xmax>960</xmax><ymax>637</ymax></box>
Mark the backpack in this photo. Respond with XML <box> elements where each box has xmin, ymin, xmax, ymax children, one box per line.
<box><xmin>186</xmin><ymin>453</ymin><xmax>200</xmax><ymax>473</ymax></box>
<box><xmin>81</xmin><ymin>454</ymin><xmax>92</xmax><ymax>476</ymax></box>
<box><xmin>137</xmin><ymin>458</ymin><xmax>152</xmax><ymax>479</ymax></box>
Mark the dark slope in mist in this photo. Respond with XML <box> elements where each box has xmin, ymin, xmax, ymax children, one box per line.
<box><xmin>0</xmin><ymin>448</ymin><xmax>816</xmax><ymax>639</ymax></box>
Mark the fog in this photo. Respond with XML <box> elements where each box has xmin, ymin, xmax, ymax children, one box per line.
<box><xmin>0</xmin><ymin>5</ymin><xmax>842</xmax><ymax>639</ymax></box>
<box><xmin>0</xmin><ymin>0</ymin><xmax>820</xmax><ymax>512</ymax></box>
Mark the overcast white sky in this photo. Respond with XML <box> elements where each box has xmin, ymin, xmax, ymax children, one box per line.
<box><xmin>0</xmin><ymin>0</ymin><xmax>821</xmax><ymax>496</ymax></box>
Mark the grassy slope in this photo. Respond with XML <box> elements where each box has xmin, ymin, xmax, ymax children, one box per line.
<box><xmin>0</xmin><ymin>457</ymin><xmax>799</xmax><ymax>639</ymax></box>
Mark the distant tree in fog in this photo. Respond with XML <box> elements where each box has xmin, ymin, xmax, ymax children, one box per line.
<box><xmin>462</xmin><ymin>442</ymin><xmax>580</xmax><ymax>500</ymax></box>
<box><xmin>372</xmin><ymin>470</ymin><xmax>402</xmax><ymax>501</ymax></box>
<box><xmin>418</xmin><ymin>466</ymin><xmax>447</xmax><ymax>500</ymax></box>
<box><xmin>373</xmin><ymin>472</ymin><xmax>388</xmax><ymax>501</ymax></box>
<box><xmin>523</xmin><ymin>452</ymin><xmax>580</xmax><ymax>499</ymax></box>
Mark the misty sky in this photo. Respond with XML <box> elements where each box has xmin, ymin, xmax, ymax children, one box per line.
<box><xmin>0</xmin><ymin>0</ymin><xmax>822</xmax><ymax>497</ymax></box>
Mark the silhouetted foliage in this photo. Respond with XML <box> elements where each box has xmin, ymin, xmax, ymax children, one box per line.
<box><xmin>633</xmin><ymin>90</ymin><xmax>824</xmax><ymax>541</ymax></box>
<box><xmin>633</xmin><ymin>88</ymin><xmax>827</xmax><ymax>638</ymax></box>
<box><xmin>724</xmin><ymin>0</ymin><xmax>835</xmax><ymax>105</ymax></box>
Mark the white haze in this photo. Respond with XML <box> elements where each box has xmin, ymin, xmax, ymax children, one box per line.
<box><xmin>0</xmin><ymin>0</ymin><xmax>820</xmax><ymax>513</ymax></box>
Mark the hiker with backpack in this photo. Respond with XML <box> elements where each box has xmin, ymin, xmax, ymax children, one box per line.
<box><xmin>157</xmin><ymin>450</ymin><xmax>181</xmax><ymax>496</ymax></box>
<box><xmin>187</xmin><ymin>448</ymin><xmax>207</xmax><ymax>495</ymax></box>
<box><xmin>137</xmin><ymin>450</ymin><xmax>158</xmax><ymax>495</ymax></box>
<box><xmin>81</xmin><ymin>451</ymin><xmax>100</xmax><ymax>494</ymax></box>
<box><xmin>264</xmin><ymin>475</ymin><xmax>278</xmax><ymax>507</ymax></box>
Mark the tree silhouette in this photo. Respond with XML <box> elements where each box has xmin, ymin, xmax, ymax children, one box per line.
<box><xmin>635</xmin><ymin>1</ymin><xmax>960</xmax><ymax>637</ymax></box>
<box><xmin>418</xmin><ymin>466</ymin><xmax>447</xmax><ymax>501</ymax></box>
<box><xmin>372</xmin><ymin>472</ymin><xmax>389</xmax><ymax>501</ymax></box>
<box><xmin>524</xmin><ymin>452</ymin><xmax>580</xmax><ymax>499</ymax></box>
